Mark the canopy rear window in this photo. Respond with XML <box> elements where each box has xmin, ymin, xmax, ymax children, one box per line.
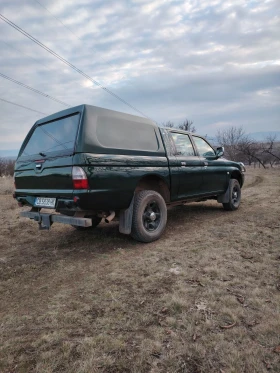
<box><xmin>22</xmin><ymin>114</ymin><xmax>80</xmax><ymax>156</ymax></box>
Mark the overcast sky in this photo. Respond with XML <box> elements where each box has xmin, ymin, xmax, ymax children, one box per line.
<box><xmin>0</xmin><ymin>0</ymin><xmax>279</xmax><ymax>155</ymax></box>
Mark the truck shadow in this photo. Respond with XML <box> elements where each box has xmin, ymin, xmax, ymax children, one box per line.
<box><xmin>52</xmin><ymin>202</ymin><xmax>224</xmax><ymax>255</ymax></box>
<box><xmin>3</xmin><ymin>202</ymin><xmax>226</xmax><ymax>274</ymax></box>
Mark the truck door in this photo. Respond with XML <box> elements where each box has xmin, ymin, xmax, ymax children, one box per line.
<box><xmin>169</xmin><ymin>132</ymin><xmax>204</xmax><ymax>199</ymax></box>
<box><xmin>191</xmin><ymin>136</ymin><xmax>228</xmax><ymax>194</ymax></box>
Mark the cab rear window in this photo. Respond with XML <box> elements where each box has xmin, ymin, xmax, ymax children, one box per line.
<box><xmin>21</xmin><ymin>114</ymin><xmax>80</xmax><ymax>156</ymax></box>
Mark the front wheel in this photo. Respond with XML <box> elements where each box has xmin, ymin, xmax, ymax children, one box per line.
<box><xmin>223</xmin><ymin>179</ymin><xmax>241</xmax><ymax>211</ymax></box>
<box><xmin>131</xmin><ymin>190</ymin><xmax>167</xmax><ymax>243</ymax></box>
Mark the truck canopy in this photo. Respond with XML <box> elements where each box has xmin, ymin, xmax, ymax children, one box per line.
<box><xmin>77</xmin><ymin>105</ymin><xmax>164</xmax><ymax>156</ymax></box>
<box><xmin>19</xmin><ymin>104</ymin><xmax>165</xmax><ymax>158</ymax></box>
<box><xmin>15</xmin><ymin>105</ymin><xmax>168</xmax><ymax>206</ymax></box>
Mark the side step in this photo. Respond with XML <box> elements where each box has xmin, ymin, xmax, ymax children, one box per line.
<box><xmin>20</xmin><ymin>211</ymin><xmax>92</xmax><ymax>230</ymax></box>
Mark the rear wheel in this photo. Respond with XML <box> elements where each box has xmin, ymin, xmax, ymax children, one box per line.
<box><xmin>223</xmin><ymin>179</ymin><xmax>241</xmax><ymax>211</ymax></box>
<box><xmin>131</xmin><ymin>190</ymin><xmax>167</xmax><ymax>243</ymax></box>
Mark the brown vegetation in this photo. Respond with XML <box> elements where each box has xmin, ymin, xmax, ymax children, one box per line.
<box><xmin>0</xmin><ymin>157</ymin><xmax>15</xmax><ymax>177</ymax></box>
<box><xmin>0</xmin><ymin>176</ymin><xmax>14</xmax><ymax>195</ymax></box>
<box><xmin>216</xmin><ymin>127</ymin><xmax>280</xmax><ymax>168</ymax></box>
<box><xmin>163</xmin><ymin>118</ymin><xmax>196</xmax><ymax>133</ymax></box>
<box><xmin>0</xmin><ymin>168</ymin><xmax>279</xmax><ymax>373</ymax></box>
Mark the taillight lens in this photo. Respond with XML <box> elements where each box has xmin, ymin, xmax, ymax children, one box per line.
<box><xmin>72</xmin><ymin>166</ymin><xmax>89</xmax><ymax>189</ymax></box>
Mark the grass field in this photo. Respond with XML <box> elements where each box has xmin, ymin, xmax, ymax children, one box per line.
<box><xmin>0</xmin><ymin>168</ymin><xmax>279</xmax><ymax>373</ymax></box>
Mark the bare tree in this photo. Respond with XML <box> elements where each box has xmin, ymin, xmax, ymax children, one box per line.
<box><xmin>216</xmin><ymin>126</ymin><xmax>246</xmax><ymax>161</ymax></box>
<box><xmin>238</xmin><ymin>136</ymin><xmax>266</xmax><ymax>169</ymax></box>
<box><xmin>0</xmin><ymin>157</ymin><xmax>15</xmax><ymax>176</ymax></box>
<box><xmin>264</xmin><ymin>153</ymin><xmax>277</xmax><ymax>168</ymax></box>
<box><xmin>163</xmin><ymin>118</ymin><xmax>195</xmax><ymax>132</ymax></box>
<box><xmin>178</xmin><ymin>119</ymin><xmax>196</xmax><ymax>133</ymax></box>
<box><xmin>261</xmin><ymin>135</ymin><xmax>280</xmax><ymax>163</ymax></box>
<box><xmin>0</xmin><ymin>158</ymin><xmax>4</xmax><ymax>177</ymax></box>
<box><xmin>162</xmin><ymin>121</ymin><xmax>175</xmax><ymax>128</ymax></box>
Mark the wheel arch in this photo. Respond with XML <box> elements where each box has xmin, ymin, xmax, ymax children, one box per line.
<box><xmin>135</xmin><ymin>174</ymin><xmax>170</xmax><ymax>203</ymax></box>
<box><xmin>230</xmin><ymin>170</ymin><xmax>243</xmax><ymax>187</ymax></box>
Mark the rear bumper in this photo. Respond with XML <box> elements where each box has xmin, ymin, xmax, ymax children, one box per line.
<box><xmin>15</xmin><ymin>188</ymin><xmax>133</xmax><ymax>211</ymax></box>
<box><xmin>20</xmin><ymin>210</ymin><xmax>92</xmax><ymax>230</ymax></box>
<box><xmin>15</xmin><ymin>195</ymin><xmax>78</xmax><ymax>211</ymax></box>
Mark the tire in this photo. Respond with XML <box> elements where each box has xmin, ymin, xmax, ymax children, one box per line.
<box><xmin>72</xmin><ymin>215</ymin><xmax>102</xmax><ymax>230</ymax></box>
<box><xmin>131</xmin><ymin>190</ymin><xmax>167</xmax><ymax>243</ymax></box>
<box><xmin>223</xmin><ymin>179</ymin><xmax>241</xmax><ymax>211</ymax></box>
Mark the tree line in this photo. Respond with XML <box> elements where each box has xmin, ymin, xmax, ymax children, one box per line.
<box><xmin>0</xmin><ymin>157</ymin><xmax>15</xmax><ymax>177</ymax></box>
<box><xmin>216</xmin><ymin>126</ymin><xmax>280</xmax><ymax>168</ymax></box>
<box><xmin>163</xmin><ymin>119</ymin><xmax>280</xmax><ymax>168</ymax></box>
<box><xmin>0</xmin><ymin>122</ymin><xmax>279</xmax><ymax>176</ymax></box>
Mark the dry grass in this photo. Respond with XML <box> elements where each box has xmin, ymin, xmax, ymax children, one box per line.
<box><xmin>0</xmin><ymin>168</ymin><xmax>279</xmax><ymax>373</ymax></box>
<box><xmin>0</xmin><ymin>176</ymin><xmax>14</xmax><ymax>195</ymax></box>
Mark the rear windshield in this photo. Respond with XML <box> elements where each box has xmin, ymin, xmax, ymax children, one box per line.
<box><xmin>22</xmin><ymin>114</ymin><xmax>80</xmax><ymax>156</ymax></box>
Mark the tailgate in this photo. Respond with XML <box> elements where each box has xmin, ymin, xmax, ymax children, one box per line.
<box><xmin>15</xmin><ymin>154</ymin><xmax>73</xmax><ymax>198</ymax></box>
<box><xmin>14</xmin><ymin>113</ymin><xmax>81</xmax><ymax>203</ymax></box>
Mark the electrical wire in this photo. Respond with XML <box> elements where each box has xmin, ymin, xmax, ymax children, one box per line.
<box><xmin>0</xmin><ymin>72</ymin><xmax>71</xmax><ymax>108</ymax></box>
<box><xmin>32</xmin><ymin>0</ymin><xmax>125</xmax><ymax>79</ymax></box>
<box><xmin>0</xmin><ymin>13</ymin><xmax>154</xmax><ymax>121</ymax></box>
<box><xmin>1</xmin><ymin>97</ymin><xmax>71</xmax><ymax>154</ymax></box>
<box><xmin>32</xmin><ymin>0</ymin><xmax>150</xmax><ymax>108</ymax></box>
<box><xmin>1</xmin><ymin>39</ymin><xmax>60</xmax><ymax>75</ymax></box>
<box><xmin>0</xmin><ymin>97</ymin><xmax>47</xmax><ymax>115</ymax></box>
<box><xmin>39</xmin><ymin>126</ymin><xmax>68</xmax><ymax>149</ymax></box>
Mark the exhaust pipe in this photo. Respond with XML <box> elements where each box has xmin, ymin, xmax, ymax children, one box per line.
<box><xmin>105</xmin><ymin>211</ymin><xmax>115</xmax><ymax>223</ymax></box>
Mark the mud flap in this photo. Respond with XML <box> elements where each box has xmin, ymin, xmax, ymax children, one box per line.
<box><xmin>217</xmin><ymin>180</ymin><xmax>232</xmax><ymax>203</ymax></box>
<box><xmin>119</xmin><ymin>196</ymin><xmax>134</xmax><ymax>235</ymax></box>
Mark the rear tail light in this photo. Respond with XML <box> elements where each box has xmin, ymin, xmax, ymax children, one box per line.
<box><xmin>72</xmin><ymin>166</ymin><xmax>89</xmax><ymax>189</ymax></box>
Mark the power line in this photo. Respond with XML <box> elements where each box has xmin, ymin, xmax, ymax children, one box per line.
<box><xmin>32</xmin><ymin>0</ymin><xmax>149</xmax><ymax>108</ymax></box>
<box><xmin>32</xmin><ymin>0</ymin><xmax>127</xmax><ymax>80</ymax></box>
<box><xmin>0</xmin><ymin>97</ymin><xmax>47</xmax><ymax>115</ymax></box>
<box><xmin>1</xmin><ymin>39</ymin><xmax>58</xmax><ymax>73</ymax></box>
<box><xmin>1</xmin><ymin>97</ymin><xmax>69</xmax><ymax>153</ymax></box>
<box><xmin>39</xmin><ymin>126</ymin><xmax>68</xmax><ymax>149</ymax></box>
<box><xmin>33</xmin><ymin>0</ymin><xmax>80</xmax><ymax>38</ymax></box>
<box><xmin>0</xmin><ymin>72</ymin><xmax>71</xmax><ymax>107</ymax></box>
<box><xmin>0</xmin><ymin>13</ymin><xmax>153</xmax><ymax>121</ymax></box>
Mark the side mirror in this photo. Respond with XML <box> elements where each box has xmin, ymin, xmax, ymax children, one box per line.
<box><xmin>216</xmin><ymin>146</ymin><xmax>224</xmax><ymax>158</ymax></box>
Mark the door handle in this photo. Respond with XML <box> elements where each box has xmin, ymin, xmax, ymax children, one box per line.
<box><xmin>181</xmin><ymin>161</ymin><xmax>186</xmax><ymax>167</ymax></box>
<box><xmin>204</xmin><ymin>161</ymin><xmax>208</xmax><ymax>168</ymax></box>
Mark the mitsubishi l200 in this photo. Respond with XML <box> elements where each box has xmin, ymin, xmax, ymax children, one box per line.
<box><xmin>14</xmin><ymin>104</ymin><xmax>245</xmax><ymax>242</ymax></box>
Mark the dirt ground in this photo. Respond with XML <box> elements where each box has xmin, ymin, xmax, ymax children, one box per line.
<box><xmin>0</xmin><ymin>168</ymin><xmax>279</xmax><ymax>373</ymax></box>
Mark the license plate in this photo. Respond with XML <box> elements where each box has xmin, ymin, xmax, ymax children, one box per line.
<box><xmin>35</xmin><ymin>197</ymin><xmax>56</xmax><ymax>208</ymax></box>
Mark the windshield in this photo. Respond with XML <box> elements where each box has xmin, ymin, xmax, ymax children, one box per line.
<box><xmin>22</xmin><ymin>114</ymin><xmax>80</xmax><ymax>156</ymax></box>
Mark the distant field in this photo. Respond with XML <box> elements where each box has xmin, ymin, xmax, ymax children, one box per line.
<box><xmin>0</xmin><ymin>168</ymin><xmax>279</xmax><ymax>373</ymax></box>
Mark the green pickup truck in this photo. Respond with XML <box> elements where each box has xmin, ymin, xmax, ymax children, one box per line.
<box><xmin>14</xmin><ymin>104</ymin><xmax>245</xmax><ymax>242</ymax></box>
